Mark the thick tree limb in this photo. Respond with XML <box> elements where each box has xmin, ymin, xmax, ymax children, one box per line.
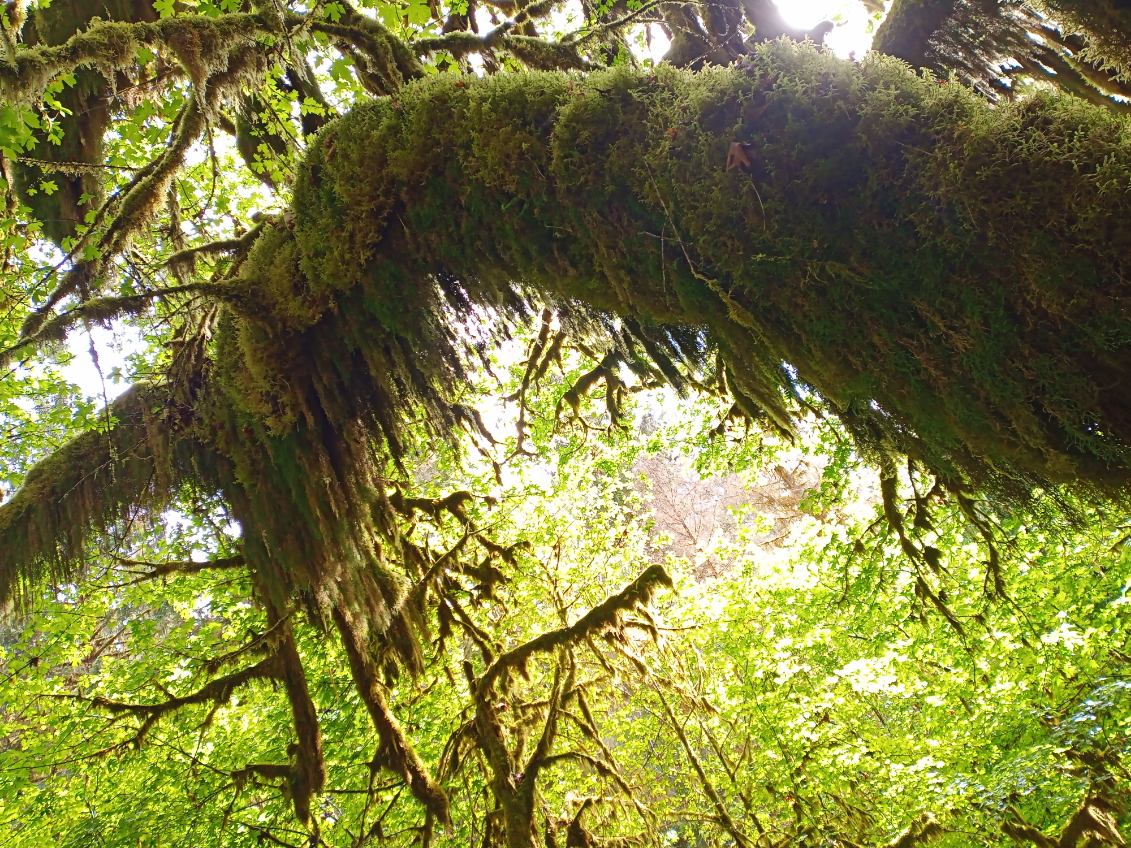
<box><xmin>872</xmin><ymin>0</ymin><xmax>956</xmax><ymax>67</ymax></box>
<box><xmin>270</xmin><ymin>47</ymin><xmax>1131</xmax><ymax>502</ymax></box>
<box><xmin>264</xmin><ymin>599</ymin><xmax>327</xmax><ymax>830</ymax></box>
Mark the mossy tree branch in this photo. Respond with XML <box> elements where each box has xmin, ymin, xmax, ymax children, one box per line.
<box><xmin>331</xmin><ymin>603</ymin><xmax>451</xmax><ymax>826</ymax></box>
<box><xmin>477</xmin><ymin>565</ymin><xmax>672</xmax><ymax>693</ymax></box>
<box><xmin>70</xmin><ymin>652</ymin><xmax>280</xmax><ymax>747</ymax></box>
<box><xmin>1</xmin><ymin>281</ymin><xmax>238</xmax><ymax>368</ymax></box>
<box><xmin>0</xmin><ymin>12</ymin><xmax>275</xmax><ymax>106</ymax></box>
<box><xmin>882</xmin><ymin>813</ymin><xmax>943</xmax><ymax>848</ymax></box>
<box><xmin>1036</xmin><ymin>0</ymin><xmax>1131</xmax><ymax>79</ymax></box>
<box><xmin>267</xmin><ymin>46</ymin><xmax>1131</xmax><ymax>507</ymax></box>
<box><xmin>0</xmin><ymin>383</ymin><xmax>201</xmax><ymax>607</ymax></box>
<box><xmin>109</xmin><ymin>553</ymin><xmax>245</xmax><ymax>586</ymax></box>
<box><xmin>465</xmin><ymin>569</ymin><xmax>670</xmax><ymax>848</ymax></box>
<box><xmin>656</xmin><ymin>690</ymin><xmax>753</xmax><ymax>848</ymax></box>
<box><xmin>20</xmin><ymin>79</ymin><xmax>218</xmax><ymax>342</ymax></box>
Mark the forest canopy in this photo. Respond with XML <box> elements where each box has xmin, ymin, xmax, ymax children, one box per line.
<box><xmin>0</xmin><ymin>0</ymin><xmax>1130</xmax><ymax>846</ymax></box>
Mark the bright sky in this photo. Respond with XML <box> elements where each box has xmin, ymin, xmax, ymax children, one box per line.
<box><xmin>774</xmin><ymin>0</ymin><xmax>874</xmax><ymax>58</ymax></box>
<box><xmin>62</xmin><ymin>322</ymin><xmax>138</xmax><ymax>402</ymax></box>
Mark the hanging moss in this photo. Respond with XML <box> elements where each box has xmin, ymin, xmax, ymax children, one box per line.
<box><xmin>0</xmin><ymin>384</ymin><xmax>200</xmax><ymax>606</ymax></box>
<box><xmin>1037</xmin><ymin>0</ymin><xmax>1131</xmax><ymax>80</ymax></box>
<box><xmin>4</xmin><ymin>39</ymin><xmax>1131</xmax><ymax>830</ymax></box>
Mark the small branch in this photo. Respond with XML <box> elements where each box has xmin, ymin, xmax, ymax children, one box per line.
<box><xmin>1</xmin><ymin>281</ymin><xmax>235</xmax><ymax>366</ymax></box>
<box><xmin>656</xmin><ymin>690</ymin><xmax>753</xmax><ymax>848</ymax></box>
<box><xmin>332</xmin><ymin>604</ymin><xmax>450</xmax><ymax>826</ymax></box>
<box><xmin>412</xmin><ymin>27</ymin><xmax>586</xmax><ymax>69</ymax></box>
<box><xmin>478</xmin><ymin>565</ymin><xmax>671</xmax><ymax>694</ymax></box>
<box><xmin>304</xmin><ymin>6</ymin><xmax>422</xmax><ymax>93</ymax></box>
<box><xmin>166</xmin><ymin>222</ymin><xmax>266</xmax><ymax>270</ymax></box>
<box><xmin>61</xmin><ymin>654</ymin><xmax>280</xmax><ymax>748</ymax></box>
<box><xmin>881</xmin><ymin>813</ymin><xmax>942</xmax><ymax>848</ymax></box>
<box><xmin>568</xmin><ymin>0</ymin><xmax>669</xmax><ymax>47</ymax></box>
<box><xmin>110</xmin><ymin>553</ymin><xmax>245</xmax><ymax>585</ymax></box>
<box><xmin>0</xmin><ymin>382</ymin><xmax>194</xmax><ymax>608</ymax></box>
<box><xmin>521</xmin><ymin>651</ymin><xmax>568</xmax><ymax>787</ymax></box>
<box><xmin>20</xmin><ymin>97</ymin><xmax>210</xmax><ymax>344</ymax></box>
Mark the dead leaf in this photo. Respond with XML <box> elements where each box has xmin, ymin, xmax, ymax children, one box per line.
<box><xmin>726</xmin><ymin>141</ymin><xmax>754</xmax><ymax>172</ymax></box>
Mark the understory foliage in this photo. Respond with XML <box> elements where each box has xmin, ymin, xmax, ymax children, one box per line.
<box><xmin>2</xmin><ymin>365</ymin><xmax>1129</xmax><ymax>847</ymax></box>
<box><xmin>1</xmin><ymin>0</ymin><xmax>1131</xmax><ymax>845</ymax></box>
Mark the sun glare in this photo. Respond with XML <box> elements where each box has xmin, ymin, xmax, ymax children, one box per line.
<box><xmin>775</xmin><ymin>0</ymin><xmax>847</xmax><ymax>29</ymax></box>
<box><xmin>781</xmin><ymin>0</ymin><xmax>876</xmax><ymax>59</ymax></box>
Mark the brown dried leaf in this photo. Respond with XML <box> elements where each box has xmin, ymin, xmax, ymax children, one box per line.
<box><xmin>726</xmin><ymin>141</ymin><xmax>754</xmax><ymax>172</ymax></box>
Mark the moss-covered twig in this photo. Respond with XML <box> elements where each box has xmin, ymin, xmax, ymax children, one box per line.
<box><xmin>1004</xmin><ymin>793</ymin><xmax>1126</xmax><ymax>848</ymax></box>
<box><xmin>304</xmin><ymin>5</ymin><xmax>422</xmax><ymax>94</ymax></box>
<box><xmin>331</xmin><ymin>604</ymin><xmax>451</xmax><ymax>825</ymax></box>
<box><xmin>478</xmin><ymin>565</ymin><xmax>671</xmax><ymax>693</ymax></box>
<box><xmin>67</xmin><ymin>653</ymin><xmax>279</xmax><ymax>747</ymax></box>
<box><xmin>413</xmin><ymin>27</ymin><xmax>587</xmax><ymax>69</ymax></box>
<box><xmin>881</xmin><ymin>813</ymin><xmax>943</xmax><ymax>848</ymax></box>
<box><xmin>0</xmin><ymin>12</ymin><xmax>275</xmax><ymax>105</ymax></box>
<box><xmin>166</xmin><ymin>222</ymin><xmax>266</xmax><ymax>272</ymax></box>
<box><xmin>108</xmin><ymin>552</ymin><xmax>245</xmax><ymax>585</ymax></box>
<box><xmin>20</xmin><ymin>96</ymin><xmax>209</xmax><ymax>343</ymax></box>
<box><xmin>2</xmin><ymin>281</ymin><xmax>235</xmax><ymax>367</ymax></box>
<box><xmin>567</xmin><ymin>0</ymin><xmax>670</xmax><ymax>47</ymax></box>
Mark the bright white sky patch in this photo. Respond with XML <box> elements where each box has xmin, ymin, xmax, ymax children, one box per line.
<box><xmin>780</xmin><ymin>0</ymin><xmax>876</xmax><ymax>59</ymax></box>
<box><xmin>777</xmin><ymin>0</ymin><xmax>850</xmax><ymax>29</ymax></box>
<box><xmin>639</xmin><ymin>1</ymin><xmax>874</xmax><ymax>64</ymax></box>
<box><xmin>62</xmin><ymin>322</ymin><xmax>140</xmax><ymax>402</ymax></box>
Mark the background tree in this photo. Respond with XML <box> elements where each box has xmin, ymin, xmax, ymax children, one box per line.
<box><xmin>1</xmin><ymin>0</ymin><xmax>1130</xmax><ymax>845</ymax></box>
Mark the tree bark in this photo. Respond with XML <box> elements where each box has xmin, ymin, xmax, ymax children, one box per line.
<box><xmin>872</xmin><ymin>0</ymin><xmax>956</xmax><ymax>66</ymax></box>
